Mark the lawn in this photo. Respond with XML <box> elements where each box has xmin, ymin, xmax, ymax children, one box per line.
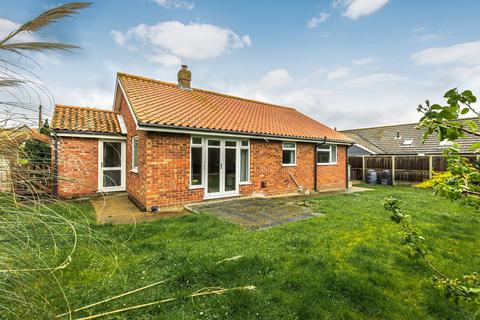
<box><xmin>26</xmin><ymin>186</ymin><xmax>480</xmax><ymax>318</ymax></box>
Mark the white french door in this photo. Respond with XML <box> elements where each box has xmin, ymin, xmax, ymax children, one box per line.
<box><xmin>98</xmin><ymin>140</ymin><xmax>126</xmax><ymax>192</ymax></box>
<box><xmin>205</xmin><ymin>139</ymin><xmax>239</xmax><ymax>199</ymax></box>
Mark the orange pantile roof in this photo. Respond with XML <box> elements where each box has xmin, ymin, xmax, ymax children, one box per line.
<box><xmin>52</xmin><ymin>105</ymin><xmax>122</xmax><ymax>134</ymax></box>
<box><xmin>118</xmin><ymin>72</ymin><xmax>351</xmax><ymax>142</ymax></box>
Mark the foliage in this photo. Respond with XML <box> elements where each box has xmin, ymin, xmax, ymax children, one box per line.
<box><xmin>383</xmin><ymin>196</ymin><xmax>480</xmax><ymax>304</ymax></box>
<box><xmin>418</xmin><ymin>88</ymin><xmax>480</xmax><ymax>207</ymax></box>
<box><xmin>22</xmin><ymin>120</ymin><xmax>51</xmax><ymax>164</ymax></box>
<box><xmin>415</xmin><ymin>171</ymin><xmax>453</xmax><ymax>189</ymax></box>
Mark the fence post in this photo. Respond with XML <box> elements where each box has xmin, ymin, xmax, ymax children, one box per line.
<box><xmin>362</xmin><ymin>155</ymin><xmax>366</xmax><ymax>182</ymax></box>
<box><xmin>391</xmin><ymin>155</ymin><xmax>396</xmax><ymax>185</ymax></box>
<box><xmin>428</xmin><ymin>155</ymin><xmax>433</xmax><ymax>180</ymax></box>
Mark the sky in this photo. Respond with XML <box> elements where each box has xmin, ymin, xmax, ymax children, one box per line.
<box><xmin>2</xmin><ymin>0</ymin><xmax>480</xmax><ymax>129</ymax></box>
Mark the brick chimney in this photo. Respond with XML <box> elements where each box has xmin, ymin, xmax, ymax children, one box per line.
<box><xmin>177</xmin><ymin>65</ymin><xmax>191</xmax><ymax>90</ymax></box>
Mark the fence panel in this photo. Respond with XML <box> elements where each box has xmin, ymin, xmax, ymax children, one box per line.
<box><xmin>11</xmin><ymin>162</ymin><xmax>53</xmax><ymax>196</ymax></box>
<box><xmin>349</xmin><ymin>155</ymin><xmax>447</xmax><ymax>184</ymax></box>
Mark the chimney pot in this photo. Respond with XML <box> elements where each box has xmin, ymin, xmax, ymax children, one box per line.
<box><xmin>177</xmin><ymin>65</ymin><xmax>192</xmax><ymax>89</ymax></box>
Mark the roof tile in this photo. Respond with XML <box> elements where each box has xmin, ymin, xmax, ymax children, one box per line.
<box><xmin>52</xmin><ymin>105</ymin><xmax>122</xmax><ymax>134</ymax></box>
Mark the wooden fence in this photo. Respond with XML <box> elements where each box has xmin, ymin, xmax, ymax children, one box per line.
<box><xmin>349</xmin><ymin>155</ymin><xmax>477</xmax><ymax>184</ymax></box>
<box><xmin>10</xmin><ymin>162</ymin><xmax>53</xmax><ymax>196</ymax></box>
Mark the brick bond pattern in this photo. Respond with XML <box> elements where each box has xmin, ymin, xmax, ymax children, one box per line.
<box><xmin>55</xmin><ymin>137</ymin><xmax>99</xmax><ymax>197</ymax></box>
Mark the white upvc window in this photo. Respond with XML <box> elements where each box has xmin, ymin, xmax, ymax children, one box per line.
<box><xmin>282</xmin><ymin>142</ymin><xmax>296</xmax><ymax>166</ymax></box>
<box><xmin>190</xmin><ymin>136</ymin><xmax>204</xmax><ymax>188</ymax></box>
<box><xmin>317</xmin><ymin>144</ymin><xmax>337</xmax><ymax>165</ymax></box>
<box><xmin>131</xmin><ymin>136</ymin><xmax>139</xmax><ymax>172</ymax></box>
<box><xmin>239</xmin><ymin>140</ymin><xmax>250</xmax><ymax>184</ymax></box>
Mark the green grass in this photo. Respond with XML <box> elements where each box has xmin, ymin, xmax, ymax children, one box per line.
<box><xmin>39</xmin><ymin>186</ymin><xmax>480</xmax><ymax>319</ymax></box>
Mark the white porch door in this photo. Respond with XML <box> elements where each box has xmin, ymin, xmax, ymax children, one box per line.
<box><xmin>98</xmin><ymin>140</ymin><xmax>126</xmax><ymax>192</ymax></box>
<box><xmin>205</xmin><ymin>139</ymin><xmax>238</xmax><ymax>199</ymax></box>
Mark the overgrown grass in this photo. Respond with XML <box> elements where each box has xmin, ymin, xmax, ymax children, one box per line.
<box><xmin>36</xmin><ymin>186</ymin><xmax>480</xmax><ymax>319</ymax></box>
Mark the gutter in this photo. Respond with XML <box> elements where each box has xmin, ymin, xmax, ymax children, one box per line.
<box><xmin>53</xmin><ymin>129</ymin><xmax>126</xmax><ymax>137</ymax></box>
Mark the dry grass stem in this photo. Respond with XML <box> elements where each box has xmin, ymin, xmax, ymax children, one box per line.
<box><xmin>74</xmin><ymin>285</ymin><xmax>256</xmax><ymax>320</ymax></box>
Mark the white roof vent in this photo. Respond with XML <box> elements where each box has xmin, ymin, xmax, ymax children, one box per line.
<box><xmin>402</xmin><ymin>138</ymin><xmax>414</xmax><ymax>146</ymax></box>
<box><xmin>439</xmin><ymin>139</ymin><xmax>453</xmax><ymax>147</ymax></box>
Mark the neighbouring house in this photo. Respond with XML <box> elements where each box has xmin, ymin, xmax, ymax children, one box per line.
<box><xmin>341</xmin><ymin>120</ymin><xmax>480</xmax><ymax>156</ymax></box>
<box><xmin>341</xmin><ymin>120</ymin><xmax>480</xmax><ymax>184</ymax></box>
<box><xmin>51</xmin><ymin>66</ymin><xmax>352</xmax><ymax>210</ymax></box>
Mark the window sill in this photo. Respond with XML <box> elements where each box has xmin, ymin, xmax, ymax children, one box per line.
<box><xmin>282</xmin><ymin>164</ymin><xmax>297</xmax><ymax>167</ymax></box>
<box><xmin>130</xmin><ymin>168</ymin><xmax>138</xmax><ymax>173</ymax></box>
<box><xmin>317</xmin><ymin>163</ymin><xmax>337</xmax><ymax>166</ymax></box>
<box><xmin>239</xmin><ymin>181</ymin><xmax>252</xmax><ymax>185</ymax></box>
<box><xmin>189</xmin><ymin>185</ymin><xmax>204</xmax><ymax>190</ymax></box>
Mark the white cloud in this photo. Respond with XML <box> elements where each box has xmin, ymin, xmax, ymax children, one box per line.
<box><xmin>413</xmin><ymin>33</ymin><xmax>443</xmax><ymax>42</ymax></box>
<box><xmin>411</xmin><ymin>41</ymin><xmax>480</xmax><ymax>66</ymax></box>
<box><xmin>336</xmin><ymin>0</ymin><xmax>390</xmax><ymax>20</ymax></box>
<box><xmin>112</xmin><ymin>21</ymin><xmax>251</xmax><ymax>64</ymax></box>
<box><xmin>352</xmin><ymin>56</ymin><xmax>374</xmax><ymax>65</ymax></box>
<box><xmin>110</xmin><ymin>30</ymin><xmax>126</xmax><ymax>46</ymax></box>
<box><xmin>149</xmin><ymin>54</ymin><xmax>182</xmax><ymax>66</ymax></box>
<box><xmin>259</xmin><ymin>69</ymin><xmax>292</xmax><ymax>88</ymax></box>
<box><xmin>411</xmin><ymin>25</ymin><xmax>426</xmax><ymax>34</ymax></box>
<box><xmin>0</xmin><ymin>18</ymin><xmax>37</xmax><ymax>42</ymax></box>
<box><xmin>307</xmin><ymin>12</ymin><xmax>330</xmax><ymax>29</ymax></box>
<box><xmin>326</xmin><ymin>66</ymin><xmax>351</xmax><ymax>80</ymax></box>
<box><xmin>152</xmin><ymin>0</ymin><xmax>194</xmax><ymax>10</ymax></box>
<box><xmin>345</xmin><ymin>72</ymin><xmax>406</xmax><ymax>88</ymax></box>
<box><xmin>52</xmin><ymin>86</ymin><xmax>113</xmax><ymax>108</ymax></box>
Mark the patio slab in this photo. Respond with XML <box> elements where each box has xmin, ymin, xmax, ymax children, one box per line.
<box><xmin>91</xmin><ymin>194</ymin><xmax>188</xmax><ymax>224</ymax></box>
<box><xmin>188</xmin><ymin>187</ymin><xmax>370</xmax><ymax>229</ymax></box>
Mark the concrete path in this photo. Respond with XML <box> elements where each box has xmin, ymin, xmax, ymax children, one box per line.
<box><xmin>91</xmin><ymin>194</ymin><xmax>188</xmax><ymax>224</ymax></box>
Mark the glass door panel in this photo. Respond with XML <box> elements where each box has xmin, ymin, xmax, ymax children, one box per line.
<box><xmin>225</xmin><ymin>148</ymin><xmax>236</xmax><ymax>192</ymax></box>
<box><xmin>100</xmin><ymin>141</ymin><xmax>125</xmax><ymax>191</ymax></box>
<box><xmin>103</xmin><ymin>142</ymin><xmax>121</xmax><ymax>167</ymax></box>
<box><xmin>102</xmin><ymin>141</ymin><xmax>122</xmax><ymax>188</ymax></box>
<box><xmin>207</xmin><ymin>144</ymin><xmax>221</xmax><ymax>193</ymax></box>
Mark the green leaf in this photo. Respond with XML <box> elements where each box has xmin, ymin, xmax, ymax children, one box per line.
<box><xmin>461</xmin><ymin>107</ymin><xmax>470</xmax><ymax>114</ymax></box>
<box><xmin>468</xmin><ymin>142</ymin><xmax>480</xmax><ymax>151</ymax></box>
<box><xmin>462</xmin><ymin>90</ymin><xmax>477</xmax><ymax>103</ymax></box>
<box><xmin>465</xmin><ymin>120</ymin><xmax>478</xmax><ymax>132</ymax></box>
<box><xmin>444</xmin><ymin>88</ymin><xmax>458</xmax><ymax>98</ymax></box>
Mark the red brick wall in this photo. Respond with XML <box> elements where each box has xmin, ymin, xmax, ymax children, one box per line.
<box><xmin>143</xmin><ymin>132</ymin><xmax>203</xmax><ymax>209</ymax></box>
<box><xmin>132</xmin><ymin>132</ymin><xmax>346</xmax><ymax>209</ymax></box>
<box><xmin>317</xmin><ymin>146</ymin><xmax>347</xmax><ymax>190</ymax></box>
<box><xmin>118</xmin><ymin>94</ymin><xmax>147</xmax><ymax>205</ymax></box>
<box><xmin>242</xmin><ymin>140</ymin><xmax>347</xmax><ymax>196</ymax></box>
<box><xmin>55</xmin><ymin>137</ymin><xmax>98</xmax><ymax>198</ymax></box>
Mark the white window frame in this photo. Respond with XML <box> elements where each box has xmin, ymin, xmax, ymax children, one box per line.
<box><xmin>401</xmin><ymin>138</ymin><xmax>414</xmax><ymax>146</ymax></box>
<box><xmin>190</xmin><ymin>136</ymin><xmax>205</xmax><ymax>189</ymax></box>
<box><xmin>239</xmin><ymin>140</ymin><xmax>251</xmax><ymax>185</ymax></box>
<box><xmin>282</xmin><ymin>142</ymin><xmax>297</xmax><ymax>166</ymax></box>
<box><xmin>317</xmin><ymin>144</ymin><xmax>337</xmax><ymax>166</ymax></box>
<box><xmin>131</xmin><ymin>136</ymin><xmax>138</xmax><ymax>173</ymax></box>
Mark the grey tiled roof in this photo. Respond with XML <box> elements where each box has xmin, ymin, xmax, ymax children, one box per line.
<box><xmin>341</xmin><ymin>118</ymin><xmax>480</xmax><ymax>155</ymax></box>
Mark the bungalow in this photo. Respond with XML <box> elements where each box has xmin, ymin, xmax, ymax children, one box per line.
<box><xmin>51</xmin><ymin>66</ymin><xmax>352</xmax><ymax>210</ymax></box>
<box><xmin>341</xmin><ymin>120</ymin><xmax>480</xmax><ymax>156</ymax></box>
